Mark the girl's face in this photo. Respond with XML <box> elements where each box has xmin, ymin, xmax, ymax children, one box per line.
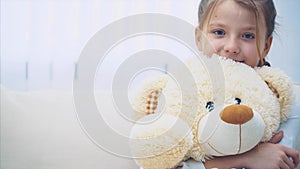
<box><xmin>196</xmin><ymin>0</ymin><xmax>272</xmax><ymax>67</ymax></box>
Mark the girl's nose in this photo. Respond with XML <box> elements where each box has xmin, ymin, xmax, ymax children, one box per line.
<box><xmin>224</xmin><ymin>37</ymin><xmax>240</xmax><ymax>55</ymax></box>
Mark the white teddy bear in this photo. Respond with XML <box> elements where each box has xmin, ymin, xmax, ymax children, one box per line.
<box><xmin>129</xmin><ymin>55</ymin><xmax>293</xmax><ymax>169</ymax></box>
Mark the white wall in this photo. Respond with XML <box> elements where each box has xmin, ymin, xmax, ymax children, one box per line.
<box><xmin>1</xmin><ymin>0</ymin><xmax>299</xmax><ymax>91</ymax></box>
<box><xmin>269</xmin><ymin>0</ymin><xmax>300</xmax><ymax>84</ymax></box>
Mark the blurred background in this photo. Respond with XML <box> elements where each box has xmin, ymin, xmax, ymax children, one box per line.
<box><xmin>1</xmin><ymin>0</ymin><xmax>299</xmax><ymax>91</ymax></box>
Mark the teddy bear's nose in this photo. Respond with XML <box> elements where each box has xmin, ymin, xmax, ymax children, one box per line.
<box><xmin>220</xmin><ymin>105</ymin><xmax>254</xmax><ymax>125</ymax></box>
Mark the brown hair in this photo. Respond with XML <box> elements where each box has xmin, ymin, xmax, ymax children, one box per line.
<box><xmin>198</xmin><ymin>0</ymin><xmax>277</xmax><ymax>66</ymax></box>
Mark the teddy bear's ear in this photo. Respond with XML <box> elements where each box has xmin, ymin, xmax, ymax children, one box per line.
<box><xmin>255</xmin><ymin>66</ymin><xmax>294</xmax><ymax>122</ymax></box>
<box><xmin>131</xmin><ymin>75</ymin><xmax>169</xmax><ymax>121</ymax></box>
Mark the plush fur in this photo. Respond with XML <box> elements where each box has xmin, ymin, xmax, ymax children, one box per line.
<box><xmin>129</xmin><ymin>55</ymin><xmax>294</xmax><ymax>169</ymax></box>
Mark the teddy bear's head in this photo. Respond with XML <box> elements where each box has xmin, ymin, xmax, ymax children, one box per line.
<box><xmin>196</xmin><ymin>56</ymin><xmax>293</xmax><ymax>157</ymax></box>
<box><xmin>130</xmin><ymin>55</ymin><xmax>293</xmax><ymax>169</ymax></box>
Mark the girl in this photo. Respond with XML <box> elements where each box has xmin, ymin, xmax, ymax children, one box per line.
<box><xmin>192</xmin><ymin>0</ymin><xmax>299</xmax><ymax>168</ymax></box>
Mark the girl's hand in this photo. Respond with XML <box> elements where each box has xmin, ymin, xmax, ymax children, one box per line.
<box><xmin>243</xmin><ymin>142</ymin><xmax>299</xmax><ymax>169</ymax></box>
<box><xmin>204</xmin><ymin>131</ymin><xmax>299</xmax><ymax>169</ymax></box>
<box><xmin>269</xmin><ymin>130</ymin><xmax>284</xmax><ymax>143</ymax></box>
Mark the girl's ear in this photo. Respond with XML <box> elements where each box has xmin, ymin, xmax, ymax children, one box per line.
<box><xmin>262</xmin><ymin>35</ymin><xmax>273</xmax><ymax>58</ymax></box>
<box><xmin>195</xmin><ymin>26</ymin><xmax>202</xmax><ymax>51</ymax></box>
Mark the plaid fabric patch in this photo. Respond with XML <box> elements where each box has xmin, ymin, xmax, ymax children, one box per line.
<box><xmin>146</xmin><ymin>90</ymin><xmax>161</xmax><ymax>114</ymax></box>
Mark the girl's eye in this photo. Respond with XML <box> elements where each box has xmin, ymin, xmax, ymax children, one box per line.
<box><xmin>242</xmin><ymin>33</ymin><xmax>255</xmax><ymax>39</ymax></box>
<box><xmin>213</xmin><ymin>30</ymin><xmax>225</xmax><ymax>36</ymax></box>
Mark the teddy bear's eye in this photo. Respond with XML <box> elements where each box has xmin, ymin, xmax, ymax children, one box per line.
<box><xmin>234</xmin><ymin>98</ymin><xmax>242</xmax><ymax>104</ymax></box>
<box><xmin>205</xmin><ymin>101</ymin><xmax>215</xmax><ymax>112</ymax></box>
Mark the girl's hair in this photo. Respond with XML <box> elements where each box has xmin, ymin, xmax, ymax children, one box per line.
<box><xmin>198</xmin><ymin>0</ymin><xmax>276</xmax><ymax>66</ymax></box>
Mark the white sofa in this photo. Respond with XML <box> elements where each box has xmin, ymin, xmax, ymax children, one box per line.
<box><xmin>0</xmin><ymin>86</ymin><xmax>139</xmax><ymax>169</ymax></box>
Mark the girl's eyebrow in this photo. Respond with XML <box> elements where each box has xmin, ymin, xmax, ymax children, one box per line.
<box><xmin>209</xmin><ymin>22</ymin><xmax>256</xmax><ymax>31</ymax></box>
<box><xmin>242</xmin><ymin>25</ymin><xmax>256</xmax><ymax>31</ymax></box>
<box><xmin>208</xmin><ymin>22</ymin><xmax>226</xmax><ymax>28</ymax></box>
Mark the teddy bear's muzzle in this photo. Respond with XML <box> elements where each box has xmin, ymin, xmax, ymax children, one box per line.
<box><xmin>220</xmin><ymin>104</ymin><xmax>254</xmax><ymax>125</ymax></box>
<box><xmin>198</xmin><ymin>104</ymin><xmax>265</xmax><ymax>156</ymax></box>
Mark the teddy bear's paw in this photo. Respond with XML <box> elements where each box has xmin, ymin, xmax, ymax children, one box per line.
<box><xmin>131</xmin><ymin>75</ymin><xmax>169</xmax><ymax>121</ymax></box>
<box><xmin>130</xmin><ymin>113</ymin><xmax>193</xmax><ymax>169</ymax></box>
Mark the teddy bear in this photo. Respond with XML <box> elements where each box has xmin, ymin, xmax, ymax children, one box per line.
<box><xmin>129</xmin><ymin>54</ymin><xmax>294</xmax><ymax>169</ymax></box>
